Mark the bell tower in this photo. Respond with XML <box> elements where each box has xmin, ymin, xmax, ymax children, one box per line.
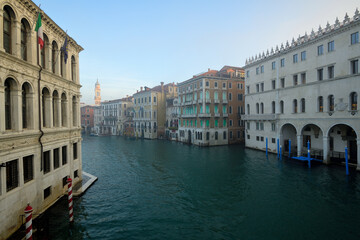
<box><xmin>95</xmin><ymin>79</ymin><xmax>101</xmax><ymax>106</ymax></box>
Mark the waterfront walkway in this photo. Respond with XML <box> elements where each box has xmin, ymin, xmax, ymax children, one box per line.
<box><xmin>73</xmin><ymin>171</ymin><xmax>98</xmax><ymax>197</ymax></box>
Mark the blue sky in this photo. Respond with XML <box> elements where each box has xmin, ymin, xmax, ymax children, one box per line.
<box><xmin>32</xmin><ymin>0</ymin><xmax>359</xmax><ymax>104</ymax></box>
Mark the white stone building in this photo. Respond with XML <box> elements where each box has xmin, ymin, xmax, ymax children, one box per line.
<box><xmin>0</xmin><ymin>0</ymin><xmax>83</xmax><ymax>238</ymax></box>
<box><xmin>165</xmin><ymin>97</ymin><xmax>179</xmax><ymax>140</ymax></box>
<box><xmin>243</xmin><ymin>10</ymin><xmax>360</xmax><ymax>170</ymax></box>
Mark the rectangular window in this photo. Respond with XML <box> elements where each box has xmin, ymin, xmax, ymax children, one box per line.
<box><xmin>301</xmin><ymin>73</ymin><xmax>306</xmax><ymax>84</ymax></box>
<box><xmin>318</xmin><ymin>45</ymin><xmax>323</xmax><ymax>56</ymax></box>
<box><xmin>272</xmin><ymin>80</ymin><xmax>276</xmax><ymax>89</ymax></box>
<box><xmin>281</xmin><ymin>78</ymin><xmax>285</xmax><ymax>88</ymax></box>
<box><xmin>351</xmin><ymin>59</ymin><xmax>359</xmax><ymax>74</ymax></box>
<box><xmin>280</xmin><ymin>58</ymin><xmax>285</xmax><ymax>67</ymax></box>
<box><xmin>237</xmin><ymin>94</ymin><xmax>243</xmax><ymax>101</ymax></box>
<box><xmin>260</xmin><ymin>83</ymin><xmax>264</xmax><ymax>92</ymax></box>
<box><xmin>272</xmin><ymin>61</ymin><xmax>276</xmax><ymax>70</ymax></box>
<box><xmin>63</xmin><ymin>176</ymin><xmax>68</xmax><ymax>187</ymax></box>
<box><xmin>318</xmin><ymin>68</ymin><xmax>323</xmax><ymax>81</ymax></box>
<box><xmin>247</xmin><ymin>135</ymin><xmax>250</xmax><ymax>139</ymax></box>
<box><xmin>256</xmin><ymin>84</ymin><xmax>259</xmax><ymax>93</ymax></box>
<box><xmin>328</xmin><ymin>66</ymin><xmax>334</xmax><ymax>79</ymax></box>
<box><xmin>74</xmin><ymin>170</ymin><xmax>79</xmax><ymax>178</ymax></box>
<box><xmin>228</xmin><ymin>82</ymin><xmax>232</xmax><ymax>88</ymax></box>
<box><xmin>53</xmin><ymin>148</ymin><xmax>60</xmax><ymax>169</ymax></box>
<box><xmin>256</xmin><ymin>67</ymin><xmax>259</xmax><ymax>75</ymax></box>
<box><xmin>293</xmin><ymin>54</ymin><xmax>298</xmax><ymax>63</ymax></box>
<box><xmin>260</xmin><ymin>65</ymin><xmax>264</xmax><ymax>73</ymax></box>
<box><xmin>237</xmin><ymin>131</ymin><xmax>240</xmax><ymax>138</ymax></box>
<box><xmin>153</xmin><ymin>96</ymin><xmax>156</xmax><ymax>102</ymax></box>
<box><xmin>6</xmin><ymin>160</ymin><xmax>19</xmax><ymax>192</ymax></box>
<box><xmin>256</xmin><ymin>122</ymin><xmax>259</xmax><ymax>130</ymax></box>
<box><xmin>293</xmin><ymin>75</ymin><xmax>298</xmax><ymax>86</ymax></box>
<box><xmin>328</xmin><ymin>41</ymin><xmax>334</xmax><ymax>52</ymax></box>
<box><xmin>206</xmin><ymin>120</ymin><xmax>209</xmax><ymax>128</ymax></box>
<box><xmin>246</xmin><ymin>70</ymin><xmax>249</xmax><ymax>78</ymax></box>
<box><xmin>230</xmin><ymin>131</ymin><xmax>233</xmax><ymax>139</ymax></box>
<box><xmin>271</xmin><ymin>123</ymin><xmax>276</xmax><ymax>131</ymax></box>
<box><xmin>301</xmin><ymin>51</ymin><xmax>306</xmax><ymax>61</ymax></box>
<box><xmin>43</xmin><ymin>151</ymin><xmax>50</xmax><ymax>174</ymax></box>
<box><xmin>272</xmin><ymin>138</ymin><xmax>276</xmax><ymax>143</ymax></box>
<box><xmin>256</xmin><ymin>136</ymin><xmax>259</xmax><ymax>141</ymax></box>
<box><xmin>206</xmin><ymin>81</ymin><xmax>209</xmax><ymax>87</ymax></box>
<box><xmin>62</xmin><ymin>146</ymin><xmax>67</xmax><ymax>165</ymax></box>
<box><xmin>214</xmin><ymin>82</ymin><xmax>218</xmax><ymax>88</ymax></box>
<box><xmin>247</xmin><ymin>122</ymin><xmax>250</xmax><ymax>130</ymax></box>
<box><xmin>260</xmin><ymin>122</ymin><xmax>264</xmax><ymax>131</ymax></box>
<box><xmin>23</xmin><ymin>155</ymin><xmax>33</xmax><ymax>183</ymax></box>
<box><xmin>222</xmin><ymin>82</ymin><xmax>226</xmax><ymax>88</ymax></box>
<box><xmin>351</xmin><ymin>32</ymin><xmax>359</xmax><ymax>45</ymax></box>
<box><xmin>73</xmin><ymin>143</ymin><xmax>78</xmax><ymax>160</ymax></box>
<box><xmin>229</xmin><ymin>119</ymin><xmax>233</xmax><ymax>126</ymax></box>
<box><xmin>44</xmin><ymin>186</ymin><xmax>51</xmax><ymax>199</ymax></box>
<box><xmin>223</xmin><ymin>119</ymin><xmax>227</xmax><ymax>127</ymax></box>
<box><xmin>246</xmin><ymin>86</ymin><xmax>250</xmax><ymax>94</ymax></box>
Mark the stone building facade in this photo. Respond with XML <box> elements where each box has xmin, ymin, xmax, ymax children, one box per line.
<box><xmin>243</xmin><ymin>10</ymin><xmax>360</xmax><ymax>169</ymax></box>
<box><xmin>177</xmin><ymin>67</ymin><xmax>245</xmax><ymax>146</ymax></box>
<box><xmin>94</xmin><ymin>79</ymin><xmax>101</xmax><ymax>106</ymax></box>
<box><xmin>0</xmin><ymin>0</ymin><xmax>83</xmax><ymax>238</ymax></box>
<box><xmin>81</xmin><ymin>105</ymin><xmax>95</xmax><ymax>133</ymax></box>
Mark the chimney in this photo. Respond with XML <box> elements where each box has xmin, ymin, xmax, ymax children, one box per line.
<box><xmin>161</xmin><ymin>82</ymin><xmax>164</xmax><ymax>92</ymax></box>
<box><xmin>208</xmin><ymin>68</ymin><xmax>210</xmax><ymax>72</ymax></box>
<box><xmin>140</xmin><ymin>87</ymin><xmax>143</xmax><ymax>91</ymax></box>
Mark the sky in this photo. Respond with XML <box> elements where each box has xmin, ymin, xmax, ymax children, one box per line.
<box><xmin>32</xmin><ymin>0</ymin><xmax>359</xmax><ymax>105</ymax></box>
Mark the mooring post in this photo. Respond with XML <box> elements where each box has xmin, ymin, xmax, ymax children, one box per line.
<box><xmin>266</xmin><ymin>138</ymin><xmax>268</xmax><ymax>157</ymax></box>
<box><xmin>345</xmin><ymin>147</ymin><xmax>349</xmax><ymax>175</ymax></box>
<box><xmin>289</xmin><ymin>139</ymin><xmax>291</xmax><ymax>158</ymax></box>
<box><xmin>24</xmin><ymin>203</ymin><xmax>33</xmax><ymax>240</ymax></box>
<box><xmin>307</xmin><ymin>140</ymin><xmax>311</xmax><ymax>168</ymax></box>
<box><xmin>67</xmin><ymin>177</ymin><xmax>74</xmax><ymax>223</ymax></box>
<box><xmin>277</xmin><ymin>139</ymin><xmax>279</xmax><ymax>159</ymax></box>
<box><xmin>280</xmin><ymin>145</ymin><xmax>282</xmax><ymax>160</ymax></box>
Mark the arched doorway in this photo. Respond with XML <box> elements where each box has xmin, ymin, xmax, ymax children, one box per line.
<box><xmin>301</xmin><ymin>124</ymin><xmax>323</xmax><ymax>160</ymax></box>
<box><xmin>281</xmin><ymin>123</ymin><xmax>297</xmax><ymax>156</ymax></box>
<box><xmin>327</xmin><ymin>124</ymin><xmax>357</xmax><ymax>165</ymax></box>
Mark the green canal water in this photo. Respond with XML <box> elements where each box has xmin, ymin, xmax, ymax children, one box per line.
<box><xmin>41</xmin><ymin>136</ymin><xmax>360</xmax><ymax>240</ymax></box>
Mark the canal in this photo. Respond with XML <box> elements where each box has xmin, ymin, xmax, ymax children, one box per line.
<box><xmin>42</xmin><ymin>136</ymin><xmax>360</xmax><ymax>240</ymax></box>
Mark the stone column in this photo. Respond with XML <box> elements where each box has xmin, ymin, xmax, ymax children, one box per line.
<box><xmin>297</xmin><ymin>135</ymin><xmax>303</xmax><ymax>157</ymax></box>
<box><xmin>13</xmin><ymin>90</ymin><xmax>22</xmax><ymax>131</ymax></box>
<box><xmin>48</xmin><ymin>95</ymin><xmax>53</xmax><ymax>128</ymax></box>
<box><xmin>30</xmin><ymin>30</ymin><xmax>37</xmax><ymax>65</ymax></box>
<box><xmin>357</xmin><ymin>139</ymin><xmax>360</xmax><ymax>171</ymax></box>
<box><xmin>323</xmin><ymin>136</ymin><xmax>330</xmax><ymax>164</ymax></box>
<box><xmin>0</xmin><ymin>86</ymin><xmax>5</xmax><ymax>132</ymax></box>
<box><xmin>13</xmin><ymin>20</ymin><xmax>21</xmax><ymax>58</ymax></box>
<box><xmin>0</xmin><ymin>9</ymin><xmax>4</xmax><ymax>51</ymax></box>
<box><xmin>26</xmin><ymin>93</ymin><xmax>35</xmax><ymax>129</ymax></box>
<box><xmin>56</xmin><ymin>97</ymin><xmax>61</xmax><ymax>127</ymax></box>
<box><xmin>56</xmin><ymin>46</ymin><xmax>61</xmax><ymax>75</ymax></box>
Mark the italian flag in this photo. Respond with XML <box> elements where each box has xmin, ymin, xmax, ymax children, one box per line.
<box><xmin>35</xmin><ymin>13</ymin><xmax>44</xmax><ymax>49</ymax></box>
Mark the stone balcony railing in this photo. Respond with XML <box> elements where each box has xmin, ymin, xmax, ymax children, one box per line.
<box><xmin>241</xmin><ymin>114</ymin><xmax>278</xmax><ymax>121</ymax></box>
<box><xmin>198</xmin><ymin>99</ymin><xmax>203</xmax><ymax>104</ymax></box>
<box><xmin>214</xmin><ymin>113</ymin><xmax>220</xmax><ymax>117</ymax></box>
<box><xmin>205</xmin><ymin>99</ymin><xmax>211</xmax><ymax>104</ymax></box>
<box><xmin>222</xmin><ymin>99</ymin><xmax>228</xmax><ymax>104</ymax></box>
<box><xmin>214</xmin><ymin>99</ymin><xmax>220</xmax><ymax>104</ymax></box>
<box><xmin>222</xmin><ymin>113</ymin><xmax>228</xmax><ymax>117</ymax></box>
<box><xmin>199</xmin><ymin>113</ymin><xmax>211</xmax><ymax>118</ymax></box>
<box><xmin>181</xmin><ymin>114</ymin><xmax>197</xmax><ymax>118</ymax></box>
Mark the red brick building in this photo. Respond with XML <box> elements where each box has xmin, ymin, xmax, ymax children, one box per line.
<box><xmin>81</xmin><ymin>105</ymin><xmax>95</xmax><ymax>133</ymax></box>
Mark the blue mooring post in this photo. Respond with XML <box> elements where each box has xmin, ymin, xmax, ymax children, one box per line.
<box><xmin>345</xmin><ymin>147</ymin><xmax>349</xmax><ymax>175</ymax></box>
<box><xmin>289</xmin><ymin>139</ymin><xmax>291</xmax><ymax>158</ymax></box>
<box><xmin>277</xmin><ymin>139</ymin><xmax>280</xmax><ymax>159</ymax></box>
<box><xmin>280</xmin><ymin>145</ymin><xmax>282</xmax><ymax>160</ymax></box>
<box><xmin>307</xmin><ymin>140</ymin><xmax>311</xmax><ymax>168</ymax></box>
<box><xmin>266</xmin><ymin>138</ymin><xmax>268</xmax><ymax>157</ymax></box>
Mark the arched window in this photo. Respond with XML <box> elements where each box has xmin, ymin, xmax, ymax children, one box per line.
<box><xmin>41</xmin><ymin>34</ymin><xmax>49</xmax><ymax>68</ymax></box>
<box><xmin>42</xmin><ymin>88</ymin><xmax>51</xmax><ymax>127</ymax></box>
<box><xmin>350</xmin><ymin>92</ymin><xmax>358</xmax><ymax>110</ymax></box>
<box><xmin>5</xmin><ymin>79</ymin><xmax>12</xmax><ymax>129</ymax></box>
<box><xmin>318</xmin><ymin>96</ymin><xmax>323</xmax><ymax>112</ymax></box>
<box><xmin>214</xmin><ymin>91</ymin><xmax>218</xmax><ymax>100</ymax></box>
<box><xmin>61</xmin><ymin>93</ymin><xmax>67</xmax><ymax>127</ymax></box>
<box><xmin>301</xmin><ymin>98</ymin><xmax>305</xmax><ymax>113</ymax></box>
<box><xmin>3</xmin><ymin>7</ymin><xmax>12</xmax><ymax>54</ymax></box>
<box><xmin>260</xmin><ymin>103</ymin><xmax>264</xmax><ymax>114</ymax></box>
<box><xmin>205</xmin><ymin>90</ymin><xmax>210</xmax><ymax>100</ymax></box>
<box><xmin>71</xmin><ymin>56</ymin><xmax>76</xmax><ymax>82</ymax></box>
<box><xmin>52</xmin><ymin>41</ymin><xmax>58</xmax><ymax>74</ymax></box>
<box><xmin>22</xmin><ymin>82</ymin><xmax>33</xmax><ymax>129</ymax></box>
<box><xmin>280</xmin><ymin>100</ymin><xmax>284</xmax><ymax>114</ymax></box>
<box><xmin>21</xmin><ymin>19</ymin><xmax>29</xmax><ymax>61</ymax></box>
<box><xmin>247</xmin><ymin>104</ymin><xmax>250</xmax><ymax>114</ymax></box>
<box><xmin>272</xmin><ymin>101</ymin><xmax>275</xmax><ymax>114</ymax></box>
<box><xmin>328</xmin><ymin>95</ymin><xmax>334</xmax><ymax>112</ymax></box>
<box><xmin>293</xmin><ymin>99</ymin><xmax>298</xmax><ymax>113</ymax></box>
<box><xmin>256</xmin><ymin>103</ymin><xmax>259</xmax><ymax>114</ymax></box>
<box><xmin>215</xmin><ymin>131</ymin><xmax>218</xmax><ymax>140</ymax></box>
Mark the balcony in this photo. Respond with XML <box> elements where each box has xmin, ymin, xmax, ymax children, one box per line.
<box><xmin>214</xmin><ymin>99</ymin><xmax>220</xmax><ymax>104</ymax></box>
<box><xmin>198</xmin><ymin>99</ymin><xmax>203</xmax><ymax>104</ymax></box>
<box><xmin>241</xmin><ymin>114</ymin><xmax>278</xmax><ymax>121</ymax></box>
<box><xmin>205</xmin><ymin>99</ymin><xmax>211</xmax><ymax>104</ymax></box>
<box><xmin>181</xmin><ymin>114</ymin><xmax>197</xmax><ymax>118</ymax></box>
<box><xmin>222</xmin><ymin>113</ymin><xmax>228</xmax><ymax>117</ymax></box>
<box><xmin>184</xmin><ymin>101</ymin><xmax>193</xmax><ymax>106</ymax></box>
<box><xmin>193</xmin><ymin>100</ymin><xmax>198</xmax><ymax>104</ymax></box>
<box><xmin>199</xmin><ymin>113</ymin><xmax>211</xmax><ymax>118</ymax></box>
<box><xmin>222</xmin><ymin>99</ymin><xmax>228</xmax><ymax>104</ymax></box>
<box><xmin>214</xmin><ymin>113</ymin><xmax>220</xmax><ymax>117</ymax></box>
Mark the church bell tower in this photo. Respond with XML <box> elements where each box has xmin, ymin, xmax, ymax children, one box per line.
<box><xmin>95</xmin><ymin>79</ymin><xmax>101</xmax><ymax>106</ymax></box>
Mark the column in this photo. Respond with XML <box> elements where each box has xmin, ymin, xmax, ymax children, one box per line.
<box><xmin>30</xmin><ymin>30</ymin><xmax>37</xmax><ymax>65</ymax></box>
<box><xmin>0</xmin><ymin>9</ymin><xmax>4</xmax><ymax>51</ymax></box>
<box><xmin>26</xmin><ymin>93</ymin><xmax>35</xmax><ymax>130</ymax></box>
<box><xmin>13</xmin><ymin>20</ymin><xmax>21</xmax><ymax>58</ymax></box>
<box><xmin>56</xmin><ymin>97</ymin><xmax>61</xmax><ymax>127</ymax></box>
<box><xmin>13</xmin><ymin>90</ymin><xmax>22</xmax><ymax>131</ymax></box>
<box><xmin>297</xmin><ymin>135</ymin><xmax>303</xmax><ymax>157</ymax></box>
<box><xmin>323</xmin><ymin>136</ymin><xmax>330</xmax><ymax>164</ymax></box>
<box><xmin>48</xmin><ymin>95</ymin><xmax>53</xmax><ymax>128</ymax></box>
<box><xmin>357</xmin><ymin>139</ymin><xmax>360</xmax><ymax>171</ymax></box>
<box><xmin>0</xmin><ymin>86</ymin><xmax>5</xmax><ymax>132</ymax></box>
